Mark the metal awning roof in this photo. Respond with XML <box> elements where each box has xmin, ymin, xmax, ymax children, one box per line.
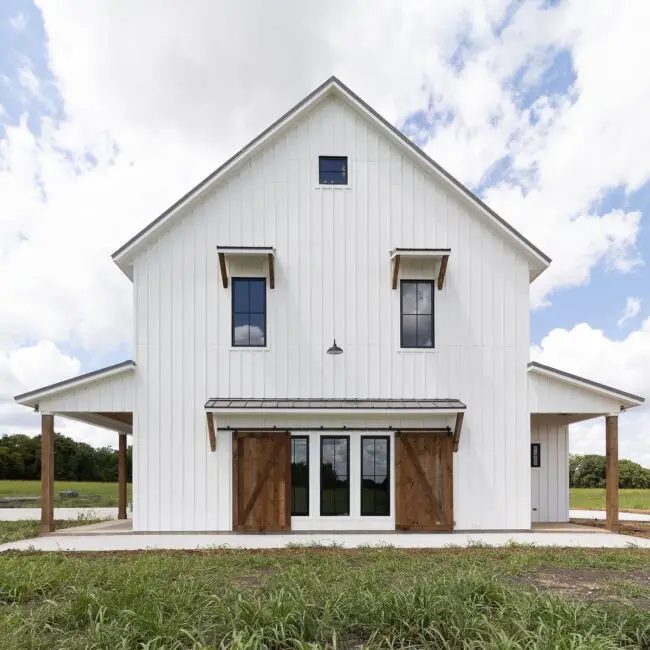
<box><xmin>205</xmin><ymin>398</ymin><xmax>466</xmax><ymax>414</ymax></box>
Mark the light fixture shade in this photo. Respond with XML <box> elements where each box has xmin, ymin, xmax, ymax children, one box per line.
<box><xmin>327</xmin><ymin>338</ymin><xmax>343</xmax><ymax>355</ymax></box>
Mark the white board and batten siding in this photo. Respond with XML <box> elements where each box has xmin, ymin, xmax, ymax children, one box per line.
<box><xmin>530</xmin><ymin>419</ymin><xmax>569</xmax><ymax>523</ymax></box>
<box><xmin>528</xmin><ymin>371</ymin><xmax>625</xmax><ymax>414</ymax></box>
<box><xmin>132</xmin><ymin>95</ymin><xmax>532</xmax><ymax>532</ymax></box>
<box><xmin>36</xmin><ymin>371</ymin><xmax>134</xmax><ymax>414</ymax></box>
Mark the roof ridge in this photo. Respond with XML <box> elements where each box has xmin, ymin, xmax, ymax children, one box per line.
<box><xmin>112</xmin><ymin>76</ymin><xmax>550</xmax><ymax>275</ymax></box>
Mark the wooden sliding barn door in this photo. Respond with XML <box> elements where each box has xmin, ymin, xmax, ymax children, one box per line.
<box><xmin>395</xmin><ymin>433</ymin><xmax>453</xmax><ymax>531</ymax></box>
<box><xmin>233</xmin><ymin>432</ymin><xmax>291</xmax><ymax>532</ymax></box>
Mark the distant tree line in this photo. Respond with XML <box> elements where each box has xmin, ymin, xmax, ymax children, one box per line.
<box><xmin>0</xmin><ymin>433</ymin><xmax>132</xmax><ymax>482</ymax></box>
<box><xmin>570</xmin><ymin>454</ymin><xmax>650</xmax><ymax>489</ymax></box>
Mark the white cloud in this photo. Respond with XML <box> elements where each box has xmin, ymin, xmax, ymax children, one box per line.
<box><xmin>532</xmin><ymin>320</ymin><xmax>650</xmax><ymax>467</ymax></box>
<box><xmin>17</xmin><ymin>65</ymin><xmax>40</xmax><ymax>97</ymax></box>
<box><xmin>31</xmin><ymin>0</ymin><xmax>650</xmax><ymax>308</ymax></box>
<box><xmin>9</xmin><ymin>12</ymin><xmax>28</xmax><ymax>33</ymax></box>
<box><xmin>618</xmin><ymin>297</ymin><xmax>642</xmax><ymax>327</ymax></box>
<box><xmin>0</xmin><ymin>341</ymin><xmax>119</xmax><ymax>448</ymax></box>
<box><xmin>1</xmin><ymin>0</ymin><xmax>650</xmax><ymax>450</ymax></box>
<box><xmin>234</xmin><ymin>325</ymin><xmax>265</xmax><ymax>347</ymax></box>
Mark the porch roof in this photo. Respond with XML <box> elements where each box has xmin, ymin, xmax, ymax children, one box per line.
<box><xmin>14</xmin><ymin>360</ymin><xmax>135</xmax><ymax>434</ymax></box>
<box><xmin>205</xmin><ymin>397</ymin><xmax>466</xmax><ymax>415</ymax></box>
<box><xmin>528</xmin><ymin>361</ymin><xmax>644</xmax><ymax>423</ymax></box>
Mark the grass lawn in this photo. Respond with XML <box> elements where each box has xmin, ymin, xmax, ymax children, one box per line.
<box><xmin>0</xmin><ymin>480</ymin><xmax>132</xmax><ymax>508</ymax></box>
<box><xmin>0</xmin><ymin>520</ymin><xmax>102</xmax><ymax>545</ymax></box>
<box><xmin>2</xmin><ymin>548</ymin><xmax>650</xmax><ymax>649</ymax></box>
<box><xmin>570</xmin><ymin>488</ymin><xmax>650</xmax><ymax>513</ymax></box>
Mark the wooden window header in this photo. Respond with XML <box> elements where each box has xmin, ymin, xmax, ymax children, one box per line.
<box><xmin>390</xmin><ymin>248</ymin><xmax>451</xmax><ymax>290</ymax></box>
<box><xmin>216</xmin><ymin>246</ymin><xmax>276</xmax><ymax>289</ymax></box>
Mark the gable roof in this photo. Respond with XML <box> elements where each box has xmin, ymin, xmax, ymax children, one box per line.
<box><xmin>14</xmin><ymin>360</ymin><xmax>135</xmax><ymax>405</ymax></box>
<box><xmin>112</xmin><ymin>76</ymin><xmax>551</xmax><ymax>279</ymax></box>
<box><xmin>528</xmin><ymin>361</ymin><xmax>645</xmax><ymax>408</ymax></box>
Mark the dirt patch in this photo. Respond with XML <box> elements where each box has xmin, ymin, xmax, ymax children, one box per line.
<box><xmin>572</xmin><ymin>518</ymin><xmax>650</xmax><ymax>539</ymax></box>
<box><xmin>232</xmin><ymin>566</ymin><xmax>278</xmax><ymax>590</ymax></box>
<box><xmin>510</xmin><ymin>567</ymin><xmax>650</xmax><ymax>605</ymax></box>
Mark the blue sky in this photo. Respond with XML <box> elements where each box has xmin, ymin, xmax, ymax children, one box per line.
<box><xmin>4</xmin><ymin>0</ymin><xmax>646</xmax><ymax>366</ymax></box>
<box><xmin>1</xmin><ymin>1</ymin><xmax>649</xmax><ymax>458</ymax></box>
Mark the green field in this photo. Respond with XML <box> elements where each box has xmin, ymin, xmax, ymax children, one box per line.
<box><xmin>2</xmin><ymin>547</ymin><xmax>650</xmax><ymax>648</ymax></box>
<box><xmin>1</xmin><ymin>482</ymin><xmax>648</xmax><ymax>512</ymax></box>
<box><xmin>570</xmin><ymin>488</ymin><xmax>650</xmax><ymax>512</ymax></box>
<box><xmin>0</xmin><ymin>480</ymin><xmax>132</xmax><ymax>508</ymax></box>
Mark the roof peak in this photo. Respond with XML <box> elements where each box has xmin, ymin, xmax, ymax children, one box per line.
<box><xmin>112</xmin><ymin>76</ymin><xmax>550</xmax><ymax>278</ymax></box>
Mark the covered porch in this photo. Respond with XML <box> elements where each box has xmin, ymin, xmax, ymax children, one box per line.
<box><xmin>528</xmin><ymin>362</ymin><xmax>645</xmax><ymax>532</ymax></box>
<box><xmin>14</xmin><ymin>360</ymin><xmax>135</xmax><ymax>533</ymax></box>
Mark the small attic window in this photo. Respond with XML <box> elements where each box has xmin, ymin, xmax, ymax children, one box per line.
<box><xmin>319</xmin><ymin>156</ymin><xmax>347</xmax><ymax>185</ymax></box>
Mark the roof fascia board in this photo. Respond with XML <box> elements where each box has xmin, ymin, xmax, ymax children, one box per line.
<box><xmin>528</xmin><ymin>363</ymin><xmax>644</xmax><ymax>407</ymax></box>
<box><xmin>112</xmin><ymin>79</ymin><xmax>336</xmax><ymax>272</ymax></box>
<box><xmin>14</xmin><ymin>361</ymin><xmax>135</xmax><ymax>405</ymax></box>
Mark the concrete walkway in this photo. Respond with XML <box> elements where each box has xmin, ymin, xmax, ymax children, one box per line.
<box><xmin>3</xmin><ymin>508</ymin><xmax>648</xmax><ymax>522</ymax></box>
<box><xmin>0</xmin><ymin>507</ymin><xmax>120</xmax><ymax>521</ymax></box>
<box><xmin>570</xmin><ymin>509</ymin><xmax>650</xmax><ymax>522</ymax></box>
<box><xmin>2</xmin><ymin>530</ymin><xmax>650</xmax><ymax>552</ymax></box>
<box><xmin>2</xmin><ymin>508</ymin><xmax>647</xmax><ymax>524</ymax></box>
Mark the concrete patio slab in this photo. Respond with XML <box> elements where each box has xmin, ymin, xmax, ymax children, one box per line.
<box><xmin>0</xmin><ymin>507</ymin><xmax>124</xmax><ymax>521</ymax></box>
<box><xmin>49</xmin><ymin>519</ymin><xmax>133</xmax><ymax>535</ymax></box>
<box><xmin>532</xmin><ymin>522</ymin><xmax>604</xmax><ymax>533</ymax></box>
<box><xmin>2</xmin><ymin>530</ymin><xmax>650</xmax><ymax>552</ymax></box>
<box><xmin>570</xmin><ymin>509</ymin><xmax>650</xmax><ymax>522</ymax></box>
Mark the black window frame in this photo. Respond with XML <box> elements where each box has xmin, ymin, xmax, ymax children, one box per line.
<box><xmin>531</xmin><ymin>443</ymin><xmax>541</xmax><ymax>468</ymax></box>
<box><xmin>320</xmin><ymin>436</ymin><xmax>350</xmax><ymax>516</ymax></box>
<box><xmin>318</xmin><ymin>156</ymin><xmax>348</xmax><ymax>185</ymax></box>
<box><xmin>231</xmin><ymin>277</ymin><xmax>267</xmax><ymax>348</ymax></box>
<box><xmin>400</xmin><ymin>279</ymin><xmax>435</xmax><ymax>349</ymax></box>
<box><xmin>360</xmin><ymin>436</ymin><xmax>391</xmax><ymax>516</ymax></box>
<box><xmin>291</xmin><ymin>436</ymin><xmax>310</xmax><ymax>516</ymax></box>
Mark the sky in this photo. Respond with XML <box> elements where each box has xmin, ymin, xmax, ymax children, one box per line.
<box><xmin>1</xmin><ymin>0</ymin><xmax>649</xmax><ymax>464</ymax></box>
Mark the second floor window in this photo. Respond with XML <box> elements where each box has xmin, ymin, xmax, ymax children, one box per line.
<box><xmin>232</xmin><ymin>278</ymin><xmax>266</xmax><ymax>347</ymax></box>
<box><xmin>400</xmin><ymin>280</ymin><xmax>434</xmax><ymax>348</ymax></box>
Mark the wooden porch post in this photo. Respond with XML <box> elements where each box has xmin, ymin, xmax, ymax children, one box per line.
<box><xmin>118</xmin><ymin>433</ymin><xmax>128</xmax><ymax>520</ymax></box>
<box><xmin>605</xmin><ymin>414</ymin><xmax>619</xmax><ymax>532</ymax></box>
<box><xmin>40</xmin><ymin>413</ymin><xmax>55</xmax><ymax>533</ymax></box>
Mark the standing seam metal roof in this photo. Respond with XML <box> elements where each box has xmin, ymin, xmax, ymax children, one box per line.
<box><xmin>205</xmin><ymin>398</ymin><xmax>466</xmax><ymax>410</ymax></box>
